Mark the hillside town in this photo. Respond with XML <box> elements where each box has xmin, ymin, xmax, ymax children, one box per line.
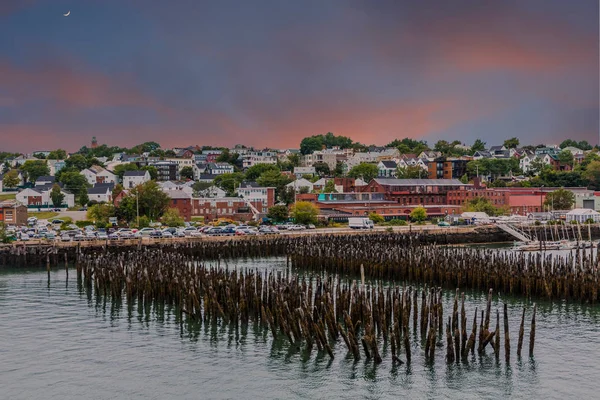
<box><xmin>0</xmin><ymin>134</ymin><xmax>599</xmax><ymax>229</ymax></box>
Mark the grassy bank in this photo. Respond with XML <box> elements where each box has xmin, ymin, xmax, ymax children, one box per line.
<box><xmin>0</xmin><ymin>193</ymin><xmax>16</xmax><ymax>201</ymax></box>
<box><xmin>29</xmin><ymin>212</ymin><xmax>59</xmax><ymax>220</ymax></box>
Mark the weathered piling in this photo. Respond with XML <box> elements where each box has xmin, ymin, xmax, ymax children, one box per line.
<box><xmin>529</xmin><ymin>303</ymin><xmax>537</xmax><ymax>357</ymax></box>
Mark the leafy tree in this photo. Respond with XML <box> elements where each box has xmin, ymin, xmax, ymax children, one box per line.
<box><xmin>386</xmin><ymin>138</ymin><xmax>429</xmax><ymax>154</ymax></box>
<box><xmin>279</xmin><ymin>187</ymin><xmax>296</xmax><ymax>205</ymax></box>
<box><xmin>112</xmin><ymin>163</ymin><xmax>139</xmax><ymax>179</ymax></box>
<box><xmin>368</xmin><ymin>212</ymin><xmax>384</xmax><ymax>224</ymax></box>
<box><xmin>245</xmin><ymin>163</ymin><xmax>279</xmax><ymax>180</ymax></box>
<box><xmin>21</xmin><ymin>160</ymin><xmax>50</xmax><ymax>183</ymax></box>
<box><xmin>213</xmin><ymin>172</ymin><xmax>245</xmax><ymax>196</ymax></box>
<box><xmin>559</xmin><ymin>139</ymin><xmax>592</xmax><ymax>150</ymax></box>
<box><xmin>347</xmin><ymin>163</ymin><xmax>379</xmax><ymax>182</ymax></box>
<box><xmin>50</xmin><ymin>184</ymin><xmax>64</xmax><ymax>207</ymax></box>
<box><xmin>291</xmin><ymin>201</ymin><xmax>319</xmax><ymax>225</ymax></box>
<box><xmin>471</xmin><ymin>139</ymin><xmax>486</xmax><ymax>152</ymax></box>
<box><xmin>557</xmin><ymin>150</ymin><xmax>574</xmax><ymax>168</ymax></box>
<box><xmin>464</xmin><ymin>197</ymin><xmax>506</xmax><ymax>216</ymax></box>
<box><xmin>79</xmin><ymin>191</ymin><xmax>89</xmax><ymax>207</ymax></box>
<box><xmin>410</xmin><ymin>206</ymin><xmax>427</xmax><ymax>223</ymax></box>
<box><xmin>313</xmin><ymin>161</ymin><xmax>330</xmax><ymax>177</ymax></box>
<box><xmin>300</xmin><ymin>132</ymin><xmax>354</xmax><ymax>154</ymax></box>
<box><xmin>192</xmin><ymin>181</ymin><xmax>212</xmax><ymax>196</ymax></box>
<box><xmin>257</xmin><ymin>170</ymin><xmax>293</xmax><ymax>196</ymax></box>
<box><xmin>58</xmin><ymin>171</ymin><xmax>89</xmax><ymax>198</ymax></box>
<box><xmin>287</xmin><ymin>153</ymin><xmax>301</xmax><ymax>167</ymax></box>
<box><xmin>584</xmin><ymin>161</ymin><xmax>600</xmax><ymax>190</ymax></box>
<box><xmin>33</xmin><ymin>152</ymin><xmax>47</xmax><ymax>159</ymax></box>
<box><xmin>460</xmin><ymin>173</ymin><xmax>469</xmax><ymax>184</ymax></box>
<box><xmin>87</xmin><ymin>203</ymin><xmax>116</xmax><ymax>223</ymax></box>
<box><xmin>112</xmin><ymin>183</ymin><xmax>124</xmax><ymax>199</ymax></box>
<box><xmin>180</xmin><ymin>166</ymin><xmax>194</xmax><ymax>180</ymax></box>
<box><xmin>161</xmin><ymin>208</ymin><xmax>185</xmax><ymax>227</ymax></box>
<box><xmin>2</xmin><ymin>170</ymin><xmax>20</xmax><ymax>189</ymax></box>
<box><xmin>323</xmin><ymin>179</ymin><xmax>337</xmax><ymax>193</ymax></box>
<box><xmin>141</xmin><ymin>165</ymin><xmax>158</xmax><ymax>180</ymax></box>
<box><xmin>397</xmin><ymin>165</ymin><xmax>425</xmax><ymax>179</ymax></box>
<box><xmin>164</xmin><ymin>150</ymin><xmax>176</xmax><ymax>157</ymax></box>
<box><xmin>47</xmin><ymin>149</ymin><xmax>67</xmax><ymax>160</ymax></box>
<box><xmin>544</xmin><ymin>189</ymin><xmax>575</xmax><ymax>210</ymax></box>
<box><xmin>334</xmin><ymin>161</ymin><xmax>345</xmax><ymax>177</ymax></box>
<box><xmin>503</xmin><ymin>137</ymin><xmax>520</xmax><ymax>149</ymax></box>
<box><xmin>433</xmin><ymin>140</ymin><xmax>466</xmax><ymax>156</ymax></box>
<box><xmin>118</xmin><ymin>181</ymin><xmax>170</xmax><ymax>221</ymax></box>
<box><xmin>65</xmin><ymin>154</ymin><xmax>90</xmax><ymax>171</ymax></box>
<box><xmin>267</xmin><ymin>204</ymin><xmax>289</xmax><ymax>222</ymax></box>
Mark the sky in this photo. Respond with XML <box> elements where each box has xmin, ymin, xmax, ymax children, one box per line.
<box><xmin>0</xmin><ymin>0</ymin><xmax>598</xmax><ymax>152</ymax></box>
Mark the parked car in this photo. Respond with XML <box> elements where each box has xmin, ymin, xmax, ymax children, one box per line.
<box><xmin>161</xmin><ymin>231</ymin><xmax>173</xmax><ymax>239</ymax></box>
<box><xmin>173</xmin><ymin>229</ymin><xmax>186</xmax><ymax>238</ymax></box>
<box><xmin>438</xmin><ymin>221</ymin><xmax>451</xmax><ymax>227</ymax></box>
<box><xmin>149</xmin><ymin>230</ymin><xmax>163</xmax><ymax>238</ymax></box>
<box><xmin>189</xmin><ymin>230</ymin><xmax>203</xmax><ymax>238</ymax></box>
<box><xmin>307</xmin><ymin>224</ymin><xmax>316</xmax><ymax>229</ymax></box>
<box><xmin>205</xmin><ymin>227</ymin><xmax>224</xmax><ymax>236</ymax></box>
<box><xmin>20</xmin><ymin>233</ymin><xmax>31</xmax><ymax>241</ymax></box>
<box><xmin>139</xmin><ymin>228</ymin><xmax>156</xmax><ymax>237</ymax></box>
<box><xmin>108</xmin><ymin>233</ymin><xmax>120</xmax><ymax>241</ymax></box>
<box><xmin>97</xmin><ymin>232</ymin><xmax>108</xmax><ymax>240</ymax></box>
<box><xmin>60</xmin><ymin>234</ymin><xmax>72</xmax><ymax>242</ymax></box>
<box><xmin>73</xmin><ymin>233</ymin><xmax>86</xmax><ymax>241</ymax></box>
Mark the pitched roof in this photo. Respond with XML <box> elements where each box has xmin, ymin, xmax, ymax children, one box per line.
<box><xmin>123</xmin><ymin>170</ymin><xmax>148</xmax><ymax>177</ymax></box>
<box><xmin>380</xmin><ymin>160</ymin><xmax>397</xmax><ymax>168</ymax></box>
<box><xmin>35</xmin><ymin>176</ymin><xmax>55</xmax><ymax>182</ymax></box>
<box><xmin>198</xmin><ymin>173</ymin><xmax>218</xmax><ymax>180</ymax></box>
<box><xmin>87</xmin><ymin>186</ymin><xmax>111</xmax><ymax>195</ymax></box>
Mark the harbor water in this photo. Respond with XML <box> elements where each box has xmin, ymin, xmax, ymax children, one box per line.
<box><xmin>1</xmin><ymin>256</ymin><xmax>599</xmax><ymax>399</ymax></box>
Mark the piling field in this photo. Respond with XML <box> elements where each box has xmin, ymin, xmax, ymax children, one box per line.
<box><xmin>76</xmin><ymin>249</ymin><xmax>536</xmax><ymax>364</ymax></box>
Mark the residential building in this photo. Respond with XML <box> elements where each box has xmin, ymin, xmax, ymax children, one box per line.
<box><xmin>427</xmin><ymin>157</ymin><xmax>469</xmax><ymax>180</ymax></box>
<box><xmin>164</xmin><ymin>157</ymin><xmax>194</xmax><ymax>171</ymax></box>
<box><xmin>47</xmin><ymin>160</ymin><xmax>66</xmax><ymax>176</ymax></box>
<box><xmin>242</xmin><ymin>151</ymin><xmax>278</xmax><ymax>169</ymax></box>
<box><xmin>197</xmin><ymin>173</ymin><xmax>218</xmax><ymax>183</ymax></box>
<box><xmin>293</xmin><ymin>166</ymin><xmax>316</xmax><ymax>178</ymax></box>
<box><xmin>35</xmin><ymin>176</ymin><xmax>55</xmax><ymax>186</ymax></box>
<box><xmin>153</xmin><ymin>162</ymin><xmax>179</xmax><ymax>181</ymax></box>
<box><xmin>208</xmin><ymin>162</ymin><xmax>234</xmax><ymax>175</ymax></box>
<box><xmin>81</xmin><ymin>165</ymin><xmax>117</xmax><ymax>185</ymax></box>
<box><xmin>286</xmin><ymin>178</ymin><xmax>314</xmax><ymax>192</ymax></box>
<box><xmin>377</xmin><ymin>160</ymin><xmax>398</xmax><ymax>178</ymax></box>
<box><xmin>16</xmin><ymin>186</ymin><xmax>75</xmax><ymax>208</ymax></box>
<box><xmin>0</xmin><ymin>200</ymin><xmax>28</xmax><ymax>225</ymax></box>
<box><xmin>418</xmin><ymin>151</ymin><xmax>442</xmax><ymax>162</ymax></box>
<box><xmin>123</xmin><ymin>170</ymin><xmax>151</xmax><ymax>189</ymax></box>
<box><xmin>236</xmin><ymin>182</ymin><xmax>275</xmax><ymax>213</ymax></box>
<box><xmin>167</xmin><ymin>191</ymin><xmax>193</xmax><ymax>221</ymax></box>
<box><xmin>87</xmin><ymin>185</ymin><xmax>113</xmax><ymax>204</ymax></box>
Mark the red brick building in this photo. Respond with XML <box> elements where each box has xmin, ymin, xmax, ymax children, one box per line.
<box><xmin>0</xmin><ymin>200</ymin><xmax>28</xmax><ymax>226</ymax></box>
<box><xmin>361</xmin><ymin>178</ymin><xmax>470</xmax><ymax>206</ymax></box>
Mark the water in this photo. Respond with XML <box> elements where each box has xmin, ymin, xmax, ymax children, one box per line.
<box><xmin>1</xmin><ymin>257</ymin><xmax>600</xmax><ymax>399</ymax></box>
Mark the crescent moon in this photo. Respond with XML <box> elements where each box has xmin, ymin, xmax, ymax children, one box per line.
<box><xmin>63</xmin><ymin>11</ymin><xmax>70</xmax><ymax>17</ymax></box>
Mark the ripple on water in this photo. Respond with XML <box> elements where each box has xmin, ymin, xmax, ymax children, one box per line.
<box><xmin>1</xmin><ymin>259</ymin><xmax>600</xmax><ymax>399</ymax></box>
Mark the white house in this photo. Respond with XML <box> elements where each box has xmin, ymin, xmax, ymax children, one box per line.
<box><xmin>81</xmin><ymin>165</ymin><xmax>117</xmax><ymax>185</ymax></box>
<box><xmin>164</xmin><ymin>157</ymin><xmax>194</xmax><ymax>170</ymax></box>
<box><xmin>16</xmin><ymin>186</ymin><xmax>75</xmax><ymax>208</ymax></box>
<box><xmin>123</xmin><ymin>170</ymin><xmax>151</xmax><ymax>189</ymax></box>
<box><xmin>87</xmin><ymin>186</ymin><xmax>112</xmax><ymax>203</ymax></box>
<box><xmin>377</xmin><ymin>161</ymin><xmax>397</xmax><ymax>178</ymax></box>
<box><xmin>242</xmin><ymin>151</ymin><xmax>278</xmax><ymax>169</ymax></box>
<box><xmin>286</xmin><ymin>178</ymin><xmax>314</xmax><ymax>192</ymax></box>
<box><xmin>195</xmin><ymin>185</ymin><xmax>226</xmax><ymax>198</ymax></box>
<box><xmin>293</xmin><ymin>166</ymin><xmax>316</xmax><ymax>178</ymax></box>
<box><xmin>237</xmin><ymin>182</ymin><xmax>275</xmax><ymax>212</ymax></box>
<box><xmin>208</xmin><ymin>163</ymin><xmax>234</xmax><ymax>175</ymax></box>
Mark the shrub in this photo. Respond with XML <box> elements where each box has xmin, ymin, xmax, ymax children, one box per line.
<box><xmin>368</xmin><ymin>212</ymin><xmax>385</xmax><ymax>224</ymax></box>
<box><xmin>385</xmin><ymin>227</ymin><xmax>393</xmax><ymax>233</ymax></box>
<box><xmin>387</xmin><ymin>219</ymin><xmax>407</xmax><ymax>226</ymax></box>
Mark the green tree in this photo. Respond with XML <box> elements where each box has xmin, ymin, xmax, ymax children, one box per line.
<box><xmin>544</xmin><ymin>189</ymin><xmax>575</xmax><ymax>210</ymax></box>
<box><xmin>347</xmin><ymin>163</ymin><xmax>379</xmax><ymax>182</ymax></box>
<box><xmin>460</xmin><ymin>173</ymin><xmax>469</xmax><ymax>184</ymax></box>
<box><xmin>410</xmin><ymin>206</ymin><xmax>427</xmax><ymax>223</ymax></box>
<box><xmin>87</xmin><ymin>203</ymin><xmax>116</xmax><ymax>223</ymax></box>
<box><xmin>323</xmin><ymin>179</ymin><xmax>337</xmax><ymax>193</ymax></box>
<box><xmin>386</xmin><ymin>138</ymin><xmax>429</xmax><ymax>154</ymax></box>
<box><xmin>47</xmin><ymin>149</ymin><xmax>67</xmax><ymax>160</ymax></box>
<box><xmin>161</xmin><ymin>208</ymin><xmax>185</xmax><ymax>227</ymax></box>
<box><xmin>313</xmin><ymin>161</ymin><xmax>331</xmax><ymax>177</ymax></box>
<box><xmin>180</xmin><ymin>166</ymin><xmax>194</xmax><ymax>180</ymax></box>
<box><xmin>2</xmin><ymin>170</ymin><xmax>20</xmax><ymax>189</ymax></box>
<box><xmin>583</xmin><ymin>161</ymin><xmax>600</xmax><ymax>190</ymax></box>
<box><xmin>112</xmin><ymin>183</ymin><xmax>124</xmax><ymax>199</ymax></box>
<box><xmin>334</xmin><ymin>161</ymin><xmax>345</xmax><ymax>177</ymax></box>
<box><xmin>368</xmin><ymin>212</ymin><xmax>384</xmax><ymax>224</ymax></box>
<box><xmin>213</xmin><ymin>172</ymin><xmax>245</xmax><ymax>196</ymax></box>
<box><xmin>464</xmin><ymin>197</ymin><xmax>506</xmax><ymax>216</ymax></box>
<box><xmin>287</xmin><ymin>153</ymin><xmax>301</xmax><ymax>167</ymax></box>
<box><xmin>471</xmin><ymin>139</ymin><xmax>486</xmax><ymax>152</ymax></box>
<box><xmin>192</xmin><ymin>181</ymin><xmax>212</xmax><ymax>196</ymax></box>
<box><xmin>257</xmin><ymin>170</ymin><xmax>293</xmax><ymax>195</ymax></box>
<box><xmin>65</xmin><ymin>154</ymin><xmax>90</xmax><ymax>171</ymax></box>
<box><xmin>291</xmin><ymin>201</ymin><xmax>319</xmax><ymax>225</ymax></box>
<box><xmin>267</xmin><ymin>204</ymin><xmax>289</xmax><ymax>222</ymax></box>
<box><xmin>557</xmin><ymin>150</ymin><xmax>574</xmax><ymax>168</ymax></box>
<box><xmin>141</xmin><ymin>165</ymin><xmax>158</xmax><ymax>180</ymax></box>
<box><xmin>118</xmin><ymin>181</ymin><xmax>170</xmax><ymax>222</ymax></box>
<box><xmin>397</xmin><ymin>165</ymin><xmax>425</xmax><ymax>179</ymax></box>
<box><xmin>58</xmin><ymin>171</ymin><xmax>90</xmax><ymax>198</ymax></box>
<box><xmin>503</xmin><ymin>137</ymin><xmax>520</xmax><ymax>149</ymax></box>
<box><xmin>279</xmin><ymin>187</ymin><xmax>296</xmax><ymax>205</ymax></box>
<box><xmin>21</xmin><ymin>160</ymin><xmax>50</xmax><ymax>183</ymax></box>
<box><xmin>50</xmin><ymin>184</ymin><xmax>64</xmax><ymax>207</ymax></box>
<box><xmin>112</xmin><ymin>163</ymin><xmax>139</xmax><ymax>179</ymax></box>
<box><xmin>245</xmin><ymin>163</ymin><xmax>279</xmax><ymax>180</ymax></box>
<box><xmin>78</xmin><ymin>190</ymin><xmax>89</xmax><ymax>206</ymax></box>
